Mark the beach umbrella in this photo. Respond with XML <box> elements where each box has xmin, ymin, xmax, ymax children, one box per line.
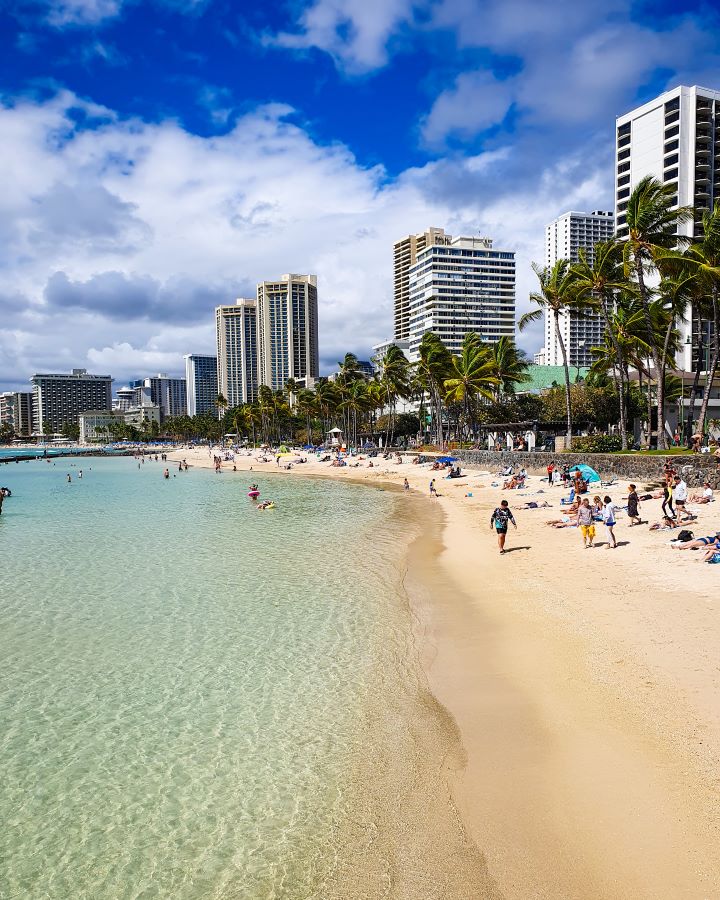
<box><xmin>569</xmin><ymin>463</ymin><xmax>600</xmax><ymax>482</ymax></box>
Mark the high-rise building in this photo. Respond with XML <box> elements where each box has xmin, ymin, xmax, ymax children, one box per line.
<box><xmin>615</xmin><ymin>84</ymin><xmax>720</xmax><ymax>370</ymax></box>
<box><xmin>184</xmin><ymin>354</ymin><xmax>218</xmax><ymax>416</ymax></box>
<box><xmin>129</xmin><ymin>374</ymin><xmax>186</xmax><ymax>421</ymax></box>
<box><xmin>540</xmin><ymin>210</ymin><xmax>615</xmax><ymax>367</ymax></box>
<box><xmin>216</xmin><ymin>299</ymin><xmax>258</xmax><ymax>408</ymax></box>
<box><xmin>393</xmin><ymin>227</ymin><xmax>451</xmax><ymax>340</ymax></box>
<box><xmin>406</xmin><ymin>236</ymin><xmax>515</xmax><ymax>360</ymax></box>
<box><xmin>256</xmin><ymin>275</ymin><xmax>319</xmax><ymax>391</ymax></box>
<box><xmin>30</xmin><ymin>369</ymin><xmax>112</xmax><ymax>435</ymax></box>
<box><xmin>0</xmin><ymin>391</ymin><xmax>33</xmax><ymax>436</ymax></box>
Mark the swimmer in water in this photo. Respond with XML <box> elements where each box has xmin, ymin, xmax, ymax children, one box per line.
<box><xmin>67</xmin><ymin>474</ymin><xmax>72</xmax><ymax>483</ymax></box>
<box><xmin>163</xmin><ymin>468</ymin><xmax>169</xmax><ymax>479</ymax></box>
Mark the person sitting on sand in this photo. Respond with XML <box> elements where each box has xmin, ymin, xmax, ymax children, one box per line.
<box><xmin>670</xmin><ymin>532</ymin><xmax>720</xmax><ymax>550</ymax></box>
<box><xmin>689</xmin><ymin>482</ymin><xmax>714</xmax><ymax>503</ymax></box>
<box><xmin>699</xmin><ymin>541</ymin><xmax>720</xmax><ymax>562</ymax></box>
<box><xmin>591</xmin><ymin>495</ymin><xmax>604</xmax><ymax>519</ymax></box>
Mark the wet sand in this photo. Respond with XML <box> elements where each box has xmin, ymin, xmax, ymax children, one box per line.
<box><xmin>169</xmin><ymin>448</ymin><xmax>720</xmax><ymax>898</ymax></box>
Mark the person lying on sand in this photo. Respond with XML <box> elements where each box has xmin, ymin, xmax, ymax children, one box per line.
<box><xmin>545</xmin><ymin>516</ymin><xmax>574</xmax><ymax>527</ymax></box>
<box><xmin>672</xmin><ymin>532</ymin><xmax>720</xmax><ymax>550</ymax></box>
<box><xmin>649</xmin><ymin>516</ymin><xmax>679</xmax><ymax>531</ymax></box>
<box><xmin>521</xmin><ymin>501</ymin><xmax>551</xmax><ymax>509</ymax></box>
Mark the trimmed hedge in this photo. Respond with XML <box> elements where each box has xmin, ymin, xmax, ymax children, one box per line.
<box><xmin>571</xmin><ymin>434</ymin><xmax>623</xmax><ymax>453</ymax></box>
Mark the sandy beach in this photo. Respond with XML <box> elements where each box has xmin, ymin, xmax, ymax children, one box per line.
<box><xmin>168</xmin><ymin>446</ymin><xmax>720</xmax><ymax>898</ymax></box>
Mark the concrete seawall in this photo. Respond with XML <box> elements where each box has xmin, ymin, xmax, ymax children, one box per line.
<box><xmin>451</xmin><ymin>449</ymin><xmax>720</xmax><ymax>487</ymax></box>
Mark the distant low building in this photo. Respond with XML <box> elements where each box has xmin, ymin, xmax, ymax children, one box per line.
<box><xmin>518</xmin><ymin>364</ymin><xmax>589</xmax><ymax>395</ymax></box>
<box><xmin>79</xmin><ymin>410</ymin><xmax>124</xmax><ymax>444</ymax></box>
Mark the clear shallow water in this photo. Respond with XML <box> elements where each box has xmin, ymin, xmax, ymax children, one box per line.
<box><xmin>0</xmin><ymin>457</ymin><xmax>489</xmax><ymax>899</ymax></box>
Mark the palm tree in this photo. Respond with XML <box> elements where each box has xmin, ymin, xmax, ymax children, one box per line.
<box><xmin>623</xmin><ymin>175</ymin><xmax>694</xmax><ymax>448</ymax></box>
<box><xmin>295</xmin><ymin>388</ymin><xmax>317</xmax><ymax>446</ymax></box>
<box><xmin>444</xmin><ymin>338</ymin><xmax>498</xmax><ymax>439</ymax></box>
<box><xmin>519</xmin><ymin>259</ymin><xmax>583</xmax><ymax>447</ymax></box>
<box><xmin>487</xmin><ymin>336</ymin><xmax>530</xmax><ymax>401</ymax></box>
<box><xmin>376</xmin><ymin>344</ymin><xmax>410</xmax><ymax>448</ymax></box>
<box><xmin>572</xmin><ymin>240</ymin><xmax>633</xmax><ymax>448</ymax></box>
<box><xmin>684</xmin><ymin>201</ymin><xmax>720</xmax><ymax>435</ymax></box>
<box><xmin>215</xmin><ymin>392</ymin><xmax>228</xmax><ymax>421</ymax></box>
<box><xmin>416</xmin><ymin>332</ymin><xmax>453</xmax><ymax>446</ymax></box>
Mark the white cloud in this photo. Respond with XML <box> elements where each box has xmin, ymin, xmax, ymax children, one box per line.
<box><xmin>268</xmin><ymin>0</ymin><xmax>418</xmax><ymax>74</ymax></box>
<box><xmin>45</xmin><ymin>0</ymin><xmax>123</xmax><ymax>26</ymax></box>
<box><xmin>421</xmin><ymin>71</ymin><xmax>515</xmax><ymax>147</ymax></box>
<box><xmin>0</xmin><ymin>89</ymin><xmax>612</xmax><ymax>390</ymax></box>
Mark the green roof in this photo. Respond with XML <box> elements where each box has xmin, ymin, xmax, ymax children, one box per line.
<box><xmin>519</xmin><ymin>365</ymin><xmax>589</xmax><ymax>393</ymax></box>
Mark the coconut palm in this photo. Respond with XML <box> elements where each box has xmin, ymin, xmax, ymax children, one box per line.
<box><xmin>572</xmin><ymin>240</ymin><xmax>633</xmax><ymax>448</ymax></box>
<box><xmin>622</xmin><ymin>175</ymin><xmax>693</xmax><ymax>448</ymax></box>
<box><xmin>519</xmin><ymin>259</ymin><xmax>584</xmax><ymax>447</ymax></box>
<box><xmin>416</xmin><ymin>332</ymin><xmax>453</xmax><ymax>446</ymax></box>
<box><xmin>487</xmin><ymin>336</ymin><xmax>530</xmax><ymax>401</ymax></box>
<box><xmin>444</xmin><ymin>338</ymin><xmax>498</xmax><ymax>439</ymax></box>
<box><xmin>684</xmin><ymin>201</ymin><xmax>720</xmax><ymax>435</ymax></box>
<box><xmin>215</xmin><ymin>392</ymin><xmax>228</xmax><ymax>420</ymax></box>
<box><xmin>375</xmin><ymin>344</ymin><xmax>410</xmax><ymax>448</ymax></box>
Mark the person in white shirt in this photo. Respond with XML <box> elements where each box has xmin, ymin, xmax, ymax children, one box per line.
<box><xmin>602</xmin><ymin>495</ymin><xmax>618</xmax><ymax>549</ymax></box>
<box><xmin>689</xmin><ymin>482</ymin><xmax>714</xmax><ymax>503</ymax></box>
<box><xmin>673</xmin><ymin>476</ymin><xmax>688</xmax><ymax>513</ymax></box>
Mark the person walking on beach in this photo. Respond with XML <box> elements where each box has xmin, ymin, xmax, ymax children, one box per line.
<box><xmin>673</xmin><ymin>475</ymin><xmax>688</xmax><ymax>518</ymax></box>
<box><xmin>576</xmin><ymin>497</ymin><xmax>595</xmax><ymax>548</ymax></box>
<box><xmin>547</xmin><ymin>462</ymin><xmax>554</xmax><ymax>485</ymax></box>
<box><xmin>602</xmin><ymin>495</ymin><xmax>618</xmax><ymax>548</ymax></box>
<box><xmin>404</xmin><ymin>478</ymin><xmax>410</xmax><ymax>491</ymax></box>
<box><xmin>490</xmin><ymin>500</ymin><xmax>517</xmax><ymax>554</ymax></box>
<box><xmin>429</xmin><ymin>478</ymin><xmax>437</xmax><ymax>498</ymax></box>
<box><xmin>627</xmin><ymin>484</ymin><xmax>642</xmax><ymax>526</ymax></box>
<box><xmin>662</xmin><ymin>474</ymin><xmax>675</xmax><ymax>520</ymax></box>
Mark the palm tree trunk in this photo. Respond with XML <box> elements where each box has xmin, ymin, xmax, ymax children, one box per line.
<box><xmin>598</xmin><ymin>291</ymin><xmax>628</xmax><ymax>449</ymax></box>
<box><xmin>687</xmin><ymin>304</ymin><xmax>704</xmax><ymax>443</ymax></box>
<box><xmin>554</xmin><ymin>311</ymin><xmax>573</xmax><ymax>447</ymax></box>
<box><xmin>635</xmin><ymin>258</ymin><xmax>667</xmax><ymax>449</ymax></box>
<box><xmin>698</xmin><ymin>286</ymin><xmax>720</xmax><ymax>435</ymax></box>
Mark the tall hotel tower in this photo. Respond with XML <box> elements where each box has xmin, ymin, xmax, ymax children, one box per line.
<box><xmin>256</xmin><ymin>274</ymin><xmax>319</xmax><ymax>390</ymax></box>
<box><xmin>406</xmin><ymin>235</ymin><xmax>515</xmax><ymax>361</ymax></box>
<box><xmin>538</xmin><ymin>210</ymin><xmax>615</xmax><ymax>367</ymax></box>
<box><xmin>393</xmin><ymin>227</ymin><xmax>451</xmax><ymax>340</ymax></box>
<box><xmin>215</xmin><ymin>299</ymin><xmax>258</xmax><ymax>408</ymax></box>
<box><xmin>615</xmin><ymin>84</ymin><xmax>720</xmax><ymax>370</ymax></box>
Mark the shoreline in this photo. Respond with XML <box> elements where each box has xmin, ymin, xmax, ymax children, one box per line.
<box><xmin>168</xmin><ymin>447</ymin><xmax>720</xmax><ymax>897</ymax></box>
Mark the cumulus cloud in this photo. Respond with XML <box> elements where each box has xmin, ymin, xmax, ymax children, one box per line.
<box><xmin>267</xmin><ymin>0</ymin><xmax>418</xmax><ymax>74</ymax></box>
<box><xmin>0</xmin><ymin>87</ymin><xmax>613</xmax><ymax>389</ymax></box>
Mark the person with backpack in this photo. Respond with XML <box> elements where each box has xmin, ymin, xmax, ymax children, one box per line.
<box><xmin>490</xmin><ymin>500</ymin><xmax>517</xmax><ymax>554</ymax></box>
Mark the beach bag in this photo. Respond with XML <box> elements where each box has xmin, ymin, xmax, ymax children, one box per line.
<box><xmin>677</xmin><ymin>530</ymin><xmax>694</xmax><ymax>542</ymax></box>
<box><xmin>708</xmin><ymin>552</ymin><xmax>720</xmax><ymax>564</ymax></box>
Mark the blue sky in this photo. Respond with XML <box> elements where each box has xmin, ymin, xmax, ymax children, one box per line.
<box><xmin>1</xmin><ymin>0</ymin><xmax>719</xmax><ymax>391</ymax></box>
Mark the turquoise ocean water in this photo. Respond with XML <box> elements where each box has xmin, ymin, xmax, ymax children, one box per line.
<box><xmin>0</xmin><ymin>456</ymin><xmax>487</xmax><ymax>899</ymax></box>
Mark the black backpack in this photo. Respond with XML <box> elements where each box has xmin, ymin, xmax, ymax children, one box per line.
<box><xmin>677</xmin><ymin>530</ymin><xmax>694</xmax><ymax>542</ymax></box>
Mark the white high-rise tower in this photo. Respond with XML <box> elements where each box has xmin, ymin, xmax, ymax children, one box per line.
<box><xmin>615</xmin><ymin>84</ymin><xmax>720</xmax><ymax>370</ymax></box>
<box><xmin>539</xmin><ymin>210</ymin><xmax>615</xmax><ymax>368</ymax></box>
